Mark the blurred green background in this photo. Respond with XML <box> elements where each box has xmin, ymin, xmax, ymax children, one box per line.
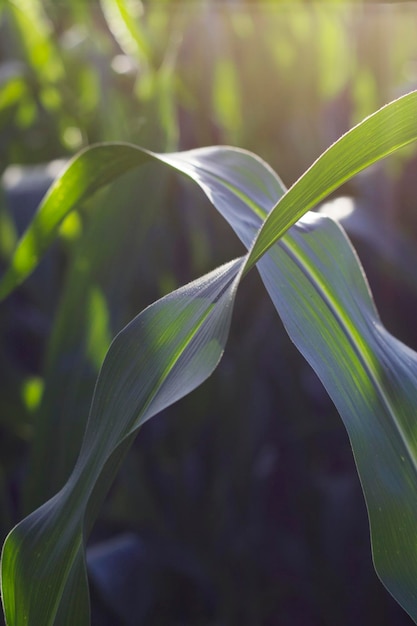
<box><xmin>2</xmin><ymin>1</ymin><xmax>417</xmax><ymax>624</ymax></box>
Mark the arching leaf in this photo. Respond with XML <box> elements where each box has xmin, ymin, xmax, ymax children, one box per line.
<box><xmin>2</xmin><ymin>90</ymin><xmax>417</xmax><ymax>625</ymax></box>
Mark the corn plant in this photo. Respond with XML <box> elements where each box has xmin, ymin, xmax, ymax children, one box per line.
<box><xmin>1</xmin><ymin>91</ymin><xmax>417</xmax><ymax>625</ymax></box>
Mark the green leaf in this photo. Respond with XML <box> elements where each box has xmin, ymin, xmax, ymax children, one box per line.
<box><xmin>245</xmin><ymin>88</ymin><xmax>417</xmax><ymax>270</ymax></box>
<box><xmin>262</xmin><ymin>220</ymin><xmax>417</xmax><ymax>622</ymax></box>
<box><xmin>2</xmin><ymin>90</ymin><xmax>417</xmax><ymax>625</ymax></box>
<box><xmin>100</xmin><ymin>0</ymin><xmax>153</xmax><ymax>61</ymax></box>
<box><xmin>180</xmin><ymin>146</ymin><xmax>417</xmax><ymax>622</ymax></box>
<box><xmin>0</xmin><ymin>144</ymin><xmax>151</xmax><ymax>300</ymax></box>
<box><xmin>2</xmin><ymin>90</ymin><xmax>417</xmax><ymax>302</ymax></box>
<box><xmin>1</xmin><ymin>257</ymin><xmax>243</xmax><ymax>625</ymax></box>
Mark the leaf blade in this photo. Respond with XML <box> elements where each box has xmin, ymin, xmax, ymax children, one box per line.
<box><xmin>184</xmin><ymin>145</ymin><xmax>417</xmax><ymax>623</ymax></box>
<box><xmin>245</xmin><ymin>89</ymin><xmax>417</xmax><ymax>270</ymax></box>
<box><xmin>3</xmin><ymin>90</ymin><xmax>417</xmax><ymax>625</ymax></box>
<box><xmin>0</xmin><ymin>144</ymin><xmax>151</xmax><ymax>300</ymax></box>
<box><xmin>1</xmin><ymin>257</ymin><xmax>244</xmax><ymax>625</ymax></box>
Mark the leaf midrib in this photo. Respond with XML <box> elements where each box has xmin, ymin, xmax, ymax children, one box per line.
<box><xmin>280</xmin><ymin>234</ymin><xmax>417</xmax><ymax>479</ymax></box>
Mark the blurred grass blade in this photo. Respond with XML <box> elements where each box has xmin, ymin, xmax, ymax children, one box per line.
<box><xmin>0</xmin><ymin>257</ymin><xmax>243</xmax><ymax>626</ymax></box>
<box><xmin>100</xmin><ymin>0</ymin><xmax>152</xmax><ymax>61</ymax></box>
<box><xmin>6</xmin><ymin>0</ymin><xmax>64</xmax><ymax>83</ymax></box>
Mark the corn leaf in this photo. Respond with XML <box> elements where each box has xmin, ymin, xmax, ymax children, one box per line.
<box><xmin>2</xmin><ymin>90</ymin><xmax>417</xmax><ymax>625</ymax></box>
<box><xmin>2</xmin><ymin>90</ymin><xmax>417</xmax><ymax>302</ymax></box>
<box><xmin>245</xmin><ymin>88</ymin><xmax>417</xmax><ymax>268</ymax></box>
<box><xmin>1</xmin><ymin>257</ymin><xmax>243</xmax><ymax>625</ymax></box>
<box><xmin>182</xmin><ymin>146</ymin><xmax>417</xmax><ymax>622</ymax></box>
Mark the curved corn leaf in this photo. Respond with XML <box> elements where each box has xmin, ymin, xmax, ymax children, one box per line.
<box><xmin>2</xmin><ymin>89</ymin><xmax>417</xmax><ymax>301</ymax></box>
<box><xmin>183</xmin><ymin>147</ymin><xmax>417</xmax><ymax>622</ymax></box>
<box><xmin>0</xmin><ymin>144</ymin><xmax>151</xmax><ymax>300</ymax></box>
<box><xmin>2</xmin><ymin>91</ymin><xmax>417</xmax><ymax>625</ymax></box>
<box><xmin>1</xmin><ymin>257</ymin><xmax>243</xmax><ymax>625</ymax></box>
<box><xmin>245</xmin><ymin>88</ymin><xmax>417</xmax><ymax>269</ymax></box>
